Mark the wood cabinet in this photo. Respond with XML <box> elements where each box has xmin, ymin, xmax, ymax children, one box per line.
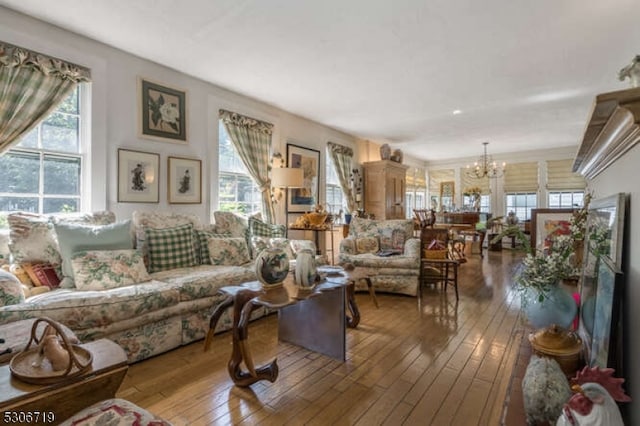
<box><xmin>363</xmin><ymin>160</ymin><xmax>409</xmax><ymax>220</ymax></box>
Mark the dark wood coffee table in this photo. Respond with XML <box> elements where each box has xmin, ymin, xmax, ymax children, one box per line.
<box><xmin>205</xmin><ymin>274</ymin><xmax>357</xmax><ymax>387</ymax></box>
<box><xmin>0</xmin><ymin>339</ymin><xmax>128</xmax><ymax>424</ymax></box>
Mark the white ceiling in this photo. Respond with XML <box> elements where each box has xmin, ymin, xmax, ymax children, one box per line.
<box><xmin>2</xmin><ymin>0</ymin><xmax>639</xmax><ymax>161</ymax></box>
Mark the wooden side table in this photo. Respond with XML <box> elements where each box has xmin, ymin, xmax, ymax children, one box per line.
<box><xmin>0</xmin><ymin>339</ymin><xmax>128</xmax><ymax>425</ymax></box>
<box><xmin>205</xmin><ymin>275</ymin><xmax>357</xmax><ymax>387</ymax></box>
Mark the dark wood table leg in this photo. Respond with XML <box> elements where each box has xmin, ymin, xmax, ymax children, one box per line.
<box><xmin>205</xmin><ymin>289</ymin><xmax>278</xmax><ymax>387</ymax></box>
<box><xmin>346</xmin><ymin>280</ymin><xmax>360</xmax><ymax>328</ymax></box>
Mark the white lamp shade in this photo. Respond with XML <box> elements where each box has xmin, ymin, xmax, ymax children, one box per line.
<box><xmin>272</xmin><ymin>167</ymin><xmax>304</xmax><ymax>188</ymax></box>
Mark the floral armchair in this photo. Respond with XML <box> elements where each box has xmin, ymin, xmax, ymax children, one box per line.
<box><xmin>338</xmin><ymin>217</ymin><xmax>420</xmax><ymax>296</ymax></box>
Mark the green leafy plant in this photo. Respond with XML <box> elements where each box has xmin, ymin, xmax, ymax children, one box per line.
<box><xmin>491</xmin><ymin>194</ymin><xmax>592</xmax><ymax>302</ymax></box>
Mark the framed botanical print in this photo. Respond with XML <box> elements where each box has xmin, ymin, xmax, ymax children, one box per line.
<box><xmin>139</xmin><ymin>77</ymin><xmax>187</xmax><ymax>143</ymax></box>
<box><xmin>168</xmin><ymin>156</ymin><xmax>201</xmax><ymax>204</ymax></box>
<box><xmin>287</xmin><ymin>143</ymin><xmax>320</xmax><ymax>212</ymax></box>
<box><xmin>117</xmin><ymin>148</ymin><xmax>160</xmax><ymax>203</ymax></box>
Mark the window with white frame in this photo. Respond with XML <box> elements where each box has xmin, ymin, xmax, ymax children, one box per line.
<box><xmin>462</xmin><ymin>194</ymin><xmax>491</xmax><ymax>213</ymax></box>
<box><xmin>505</xmin><ymin>192</ymin><xmax>537</xmax><ymax>221</ymax></box>
<box><xmin>548</xmin><ymin>191</ymin><xmax>584</xmax><ymax>208</ymax></box>
<box><xmin>0</xmin><ymin>86</ymin><xmax>84</xmax><ymax>226</ymax></box>
<box><xmin>325</xmin><ymin>152</ymin><xmax>346</xmax><ymax>219</ymax></box>
<box><xmin>217</xmin><ymin>122</ymin><xmax>261</xmax><ymax>214</ymax></box>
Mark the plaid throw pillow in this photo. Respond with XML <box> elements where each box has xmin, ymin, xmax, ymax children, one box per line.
<box><xmin>145</xmin><ymin>224</ymin><xmax>196</xmax><ymax>273</ymax></box>
<box><xmin>249</xmin><ymin>217</ymin><xmax>286</xmax><ymax>238</ymax></box>
<box><xmin>194</xmin><ymin>229</ymin><xmax>231</xmax><ymax>264</ymax></box>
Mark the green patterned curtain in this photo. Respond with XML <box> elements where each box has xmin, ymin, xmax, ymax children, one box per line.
<box><xmin>219</xmin><ymin>109</ymin><xmax>275</xmax><ymax>224</ymax></box>
<box><xmin>0</xmin><ymin>41</ymin><xmax>91</xmax><ymax>154</ymax></box>
<box><xmin>327</xmin><ymin>142</ymin><xmax>357</xmax><ymax>213</ymax></box>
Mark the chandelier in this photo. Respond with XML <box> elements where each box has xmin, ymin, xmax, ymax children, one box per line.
<box><xmin>465</xmin><ymin>142</ymin><xmax>505</xmax><ymax>179</ymax></box>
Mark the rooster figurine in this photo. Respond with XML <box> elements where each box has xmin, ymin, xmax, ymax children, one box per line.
<box><xmin>556</xmin><ymin>365</ymin><xmax>631</xmax><ymax>426</ymax></box>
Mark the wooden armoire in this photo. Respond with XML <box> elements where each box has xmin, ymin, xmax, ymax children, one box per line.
<box><xmin>362</xmin><ymin>160</ymin><xmax>409</xmax><ymax>220</ymax></box>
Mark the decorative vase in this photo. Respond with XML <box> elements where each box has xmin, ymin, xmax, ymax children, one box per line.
<box><xmin>344</xmin><ymin>213</ymin><xmax>352</xmax><ymax>225</ymax></box>
<box><xmin>380</xmin><ymin>144</ymin><xmax>391</xmax><ymax>160</ymax></box>
<box><xmin>522</xmin><ymin>284</ymin><xmax>577</xmax><ymax>330</ymax></box>
<box><xmin>391</xmin><ymin>149</ymin><xmax>403</xmax><ymax>163</ymax></box>
<box><xmin>254</xmin><ymin>247</ymin><xmax>289</xmax><ymax>289</ymax></box>
<box><xmin>294</xmin><ymin>249</ymin><xmax>317</xmax><ymax>289</ymax></box>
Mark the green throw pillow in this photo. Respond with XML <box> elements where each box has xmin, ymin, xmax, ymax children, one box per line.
<box><xmin>54</xmin><ymin>220</ymin><xmax>134</xmax><ymax>287</ymax></box>
<box><xmin>145</xmin><ymin>224</ymin><xmax>196</xmax><ymax>273</ymax></box>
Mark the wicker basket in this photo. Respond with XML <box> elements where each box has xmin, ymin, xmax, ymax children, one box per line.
<box><xmin>423</xmin><ymin>248</ymin><xmax>448</xmax><ymax>259</ymax></box>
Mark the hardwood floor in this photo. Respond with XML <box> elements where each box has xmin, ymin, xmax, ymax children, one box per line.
<box><xmin>117</xmin><ymin>250</ymin><xmax>526</xmax><ymax>425</ymax></box>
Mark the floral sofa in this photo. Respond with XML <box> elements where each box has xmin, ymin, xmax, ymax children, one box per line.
<box><xmin>0</xmin><ymin>210</ymin><xmax>310</xmax><ymax>363</ymax></box>
<box><xmin>338</xmin><ymin>217</ymin><xmax>420</xmax><ymax>296</ymax></box>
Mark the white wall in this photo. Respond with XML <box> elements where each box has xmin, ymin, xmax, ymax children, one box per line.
<box><xmin>0</xmin><ymin>7</ymin><xmax>357</xmax><ymax>225</ymax></box>
<box><xmin>588</xmin><ymin>143</ymin><xmax>638</xmax><ymax>423</ymax></box>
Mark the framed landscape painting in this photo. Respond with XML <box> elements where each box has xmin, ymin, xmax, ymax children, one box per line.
<box><xmin>168</xmin><ymin>156</ymin><xmax>201</xmax><ymax>204</ymax></box>
<box><xmin>287</xmin><ymin>143</ymin><xmax>320</xmax><ymax>212</ymax></box>
<box><xmin>117</xmin><ymin>148</ymin><xmax>159</xmax><ymax>203</ymax></box>
<box><xmin>139</xmin><ymin>77</ymin><xmax>187</xmax><ymax>143</ymax></box>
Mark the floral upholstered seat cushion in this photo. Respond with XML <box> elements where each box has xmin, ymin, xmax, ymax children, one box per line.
<box><xmin>150</xmin><ymin>264</ymin><xmax>256</xmax><ymax>302</ymax></box>
<box><xmin>60</xmin><ymin>398</ymin><xmax>172</xmax><ymax>426</ymax></box>
<box><xmin>0</xmin><ymin>281</ymin><xmax>179</xmax><ymax>329</ymax></box>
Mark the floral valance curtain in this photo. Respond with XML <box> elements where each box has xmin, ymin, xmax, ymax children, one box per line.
<box><xmin>327</xmin><ymin>142</ymin><xmax>357</xmax><ymax>213</ymax></box>
<box><xmin>219</xmin><ymin>109</ymin><xmax>275</xmax><ymax>224</ymax></box>
<box><xmin>0</xmin><ymin>41</ymin><xmax>91</xmax><ymax>155</ymax></box>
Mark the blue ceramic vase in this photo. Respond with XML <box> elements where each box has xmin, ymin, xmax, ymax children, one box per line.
<box><xmin>522</xmin><ymin>284</ymin><xmax>577</xmax><ymax>330</ymax></box>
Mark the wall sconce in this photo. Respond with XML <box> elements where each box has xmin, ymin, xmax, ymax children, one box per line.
<box><xmin>144</xmin><ymin>166</ymin><xmax>155</xmax><ymax>184</ymax></box>
<box><xmin>271</xmin><ymin>167</ymin><xmax>304</xmax><ymax>203</ymax></box>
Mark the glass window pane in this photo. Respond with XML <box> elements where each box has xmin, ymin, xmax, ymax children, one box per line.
<box><xmin>0</xmin><ymin>196</ymin><xmax>38</xmax><ymax>213</ymax></box>
<box><xmin>560</xmin><ymin>193</ymin><xmax>572</xmax><ymax>207</ymax></box>
<box><xmin>16</xmin><ymin>127</ymin><xmax>38</xmax><ymax>148</ymax></box>
<box><xmin>527</xmin><ymin>193</ymin><xmax>537</xmax><ymax>206</ymax></box>
<box><xmin>573</xmin><ymin>192</ymin><xmax>584</xmax><ymax>207</ymax></box>
<box><xmin>44</xmin><ymin>198</ymin><xmax>79</xmax><ymax>214</ymax></box>
<box><xmin>0</xmin><ymin>151</ymin><xmax>39</xmax><ymax>193</ymax></box>
<box><xmin>44</xmin><ymin>156</ymin><xmax>80</xmax><ymax>195</ymax></box>
<box><xmin>41</xmin><ymin>112</ymin><xmax>79</xmax><ymax>152</ymax></box>
<box><xmin>57</xmin><ymin>87</ymin><xmax>79</xmax><ymax>114</ymax></box>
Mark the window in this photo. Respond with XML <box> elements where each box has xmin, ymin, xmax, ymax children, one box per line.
<box><xmin>0</xmin><ymin>87</ymin><xmax>83</xmax><ymax>223</ymax></box>
<box><xmin>325</xmin><ymin>153</ymin><xmax>346</xmax><ymax>217</ymax></box>
<box><xmin>405</xmin><ymin>190</ymin><xmax>426</xmax><ymax>219</ymax></box>
<box><xmin>505</xmin><ymin>192</ymin><xmax>537</xmax><ymax>221</ymax></box>
<box><xmin>462</xmin><ymin>194</ymin><xmax>491</xmax><ymax>213</ymax></box>
<box><xmin>217</xmin><ymin>122</ymin><xmax>261</xmax><ymax>214</ymax></box>
<box><xmin>548</xmin><ymin>191</ymin><xmax>584</xmax><ymax>208</ymax></box>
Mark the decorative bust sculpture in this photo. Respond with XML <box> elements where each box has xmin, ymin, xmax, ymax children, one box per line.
<box><xmin>618</xmin><ymin>55</ymin><xmax>640</xmax><ymax>88</ymax></box>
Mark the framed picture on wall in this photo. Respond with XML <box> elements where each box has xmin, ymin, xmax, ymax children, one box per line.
<box><xmin>139</xmin><ymin>77</ymin><xmax>187</xmax><ymax>143</ymax></box>
<box><xmin>287</xmin><ymin>143</ymin><xmax>320</xmax><ymax>212</ymax></box>
<box><xmin>117</xmin><ymin>148</ymin><xmax>160</xmax><ymax>203</ymax></box>
<box><xmin>168</xmin><ymin>156</ymin><xmax>201</xmax><ymax>204</ymax></box>
<box><xmin>530</xmin><ymin>208</ymin><xmax>574</xmax><ymax>253</ymax></box>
